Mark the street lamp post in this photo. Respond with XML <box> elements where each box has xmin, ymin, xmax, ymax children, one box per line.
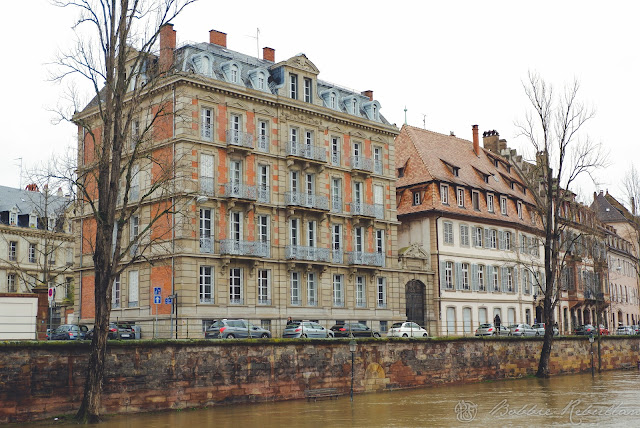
<box><xmin>589</xmin><ymin>335</ymin><xmax>595</xmax><ymax>377</ymax></box>
<box><xmin>349</xmin><ymin>339</ymin><xmax>357</xmax><ymax>402</ymax></box>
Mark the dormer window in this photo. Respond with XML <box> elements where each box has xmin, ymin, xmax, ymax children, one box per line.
<box><xmin>363</xmin><ymin>100</ymin><xmax>381</xmax><ymax>121</ymax></box>
<box><xmin>320</xmin><ymin>89</ymin><xmax>339</xmax><ymax>110</ymax></box>
<box><xmin>398</xmin><ymin>167</ymin><xmax>405</xmax><ymax>178</ymax></box>
<box><xmin>248</xmin><ymin>68</ymin><xmax>269</xmax><ymax>92</ymax></box>
<box><xmin>9</xmin><ymin>207</ymin><xmax>18</xmax><ymax>226</ymax></box>
<box><xmin>510</xmin><ymin>182</ymin><xmax>514</xmax><ymax>189</ymax></box>
<box><xmin>290</xmin><ymin>73</ymin><xmax>298</xmax><ymax>99</ymax></box>
<box><xmin>221</xmin><ymin>60</ymin><xmax>243</xmax><ymax>85</ymax></box>
<box><xmin>48</xmin><ymin>216</ymin><xmax>56</xmax><ymax>231</ymax></box>
<box><xmin>343</xmin><ymin>96</ymin><xmax>360</xmax><ymax>115</ymax></box>
<box><xmin>304</xmin><ymin>78</ymin><xmax>312</xmax><ymax>102</ymax></box>
<box><xmin>483</xmin><ymin>175</ymin><xmax>489</xmax><ymax>183</ymax></box>
<box><xmin>29</xmin><ymin>212</ymin><xmax>37</xmax><ymax>228</ymax></box>
<box><xmin>188</xmin><ymin>53</ymin><xmax>214</xmax><ymax>77</ymax></box>
<box><xmin>453</xmin><ymin>167</ymin><xmax>460</xmax><ymax>177</ymax></box>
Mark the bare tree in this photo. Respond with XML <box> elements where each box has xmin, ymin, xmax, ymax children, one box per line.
<box><xmin>50</xmin><ymin>0</ymin><xmax>196</xmax><ymax>422</ymax></box>
<box><xmin>514</xmin><ymin>72</ymin><xmax>607</xmax><ymax>378</ymax></box>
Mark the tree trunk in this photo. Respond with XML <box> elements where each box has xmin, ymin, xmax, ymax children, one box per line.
<box><xmin>536</xmin><ymin>292</ymin><xmax>553</xmax><ymax>377</ymax></box>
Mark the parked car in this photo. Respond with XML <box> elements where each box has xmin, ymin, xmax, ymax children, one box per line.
<box><xmin>475</xmin><ymin>323</ymin><xmax>509</xmax><ymax>336</ymax></box>
<box><xmin>329</xmin><ymin>323</ymin><xmax>381</xmax><ymax>338</ymax></box>
<box><xmin>616</xmin><ymin>325</ymin><xmax>634</xmax><ymax>335</ymax></box>
<box><xmin>283</xmin><ymin>321</ymin><xmax>333</xmax><ymax>338</ymax></box>
<box><xmin>507</xmin><ymin>323</ymin><xmax>537</xmax><ymax>336</ymax></box>
<box><xmin>633</xmin><ymin>325</ymin><xmax>640</xmax><ymax>335</ymax></box>
<box><xmin>598</xmin><ymin>325</ymin><xmax>609</xmax><ymax>335</ymax></box>
<box><xmin>86</xmin><ymin>323</ymin><xmax>134</xmax><ymax>340</ymax></box>
<box><xmin>574</xmin><ymin>324</ymin><xmax>595</xmax><ymax>335</ymax></box>
<box><xmin>205</xmin><ymin>319</ymin><xmax>271</xmax><ymax>339</ymax></box>
<box><xmin>49</xmin><ymin>324</ymin><xmax>89</xmax><ymax>340</ymax></box>
<box><xmin>531</xmin><ymin>323</ymin><xmax>559</xmax><ymax>336</ymax></box>
<box><xmin>387</xmin><ymin>322</ymin><xmax>429</xmax><ymax>338</ymax></box>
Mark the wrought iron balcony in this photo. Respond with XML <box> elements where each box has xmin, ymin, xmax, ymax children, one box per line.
<box><xmin>351</xmin><ymin>201</ymin><xmax>384</xmax><ymax>219</ymax></box>
<box><xmin>377</xmin><ymin>302</ymin><xmax>387</xmax><ymax>309</ymax></box>
<box><xmin>200</xmin><ymin>178</ymin><xmax>215</xmax><ymax>196</ymax></box>
<box><xmin>220</xmin><ymin>240</ymin><xmax>269</xmax><ymax>258</ymax></box>
<box><xmin>307</xmin><ymin>297</ymin><xmax>317</xmax><ymax>306</ymax></box>
<box><xmin>330</xmin><ymin>196</ymin><xmax>343</xmax><ymax>213</ymax></box>
<box><xmin>356</xmin><ymin>300</ymin><xmax>367</xmax><ymax>308</ymax></box>
<box><xmin>200</xmin><ymin>297</ymin><xmax>214</xmax><ymax>304</ymax></box>
<box><xmin>221</xmin><ymin>182</ymin><xmax>256</xmax><ymax>200</ymax></box>
<box><xmin>256</xmin><ymin>135</ymin><xmax>269</xmax><ymax>152</ymax></box>
<box><xmin>287</xmin><ymin>141</ymin><xmax>327</xmax><ymax>162</ymax></box>
<box><xmin>332</xmin><ymin>249</ymin><xmax>344</xmax><ymax>264</ymax></box>
<box><xmin>331</xmin><ymin>151</ymin><xmax>340</xmax><ymax>166</ymax></box>
<box><xmin>226</xmin><ymin>130</ymin><xmax>254</xmax><ymax>149</ymax></box>
<box><xmin>285</xmin><ymin>245</ymin><xmax>330</xmax><ymax>262</ymax></box>
<box><xmin>350</xmin><ymin>155</ymin><xmax>373</xmax><ymax>172</ymax></box>
<box><xmin>374</xmin><ymin>160</ymin><xmax>383</xmax><ymax>175</ymax></box>
<box><xmin>229</xmin><ymin>298</ymin><xmax>244</xmax><ymax>305</ymax></box>
<box><xmin>333</xmin><ymin>299</ymin><xmax>344</xmax><ymax>307</ymax></box>
<box><xmin>257</xmin><ymin>185</ymin><xmax>270</xmax><ymax>203</ymax></box>
<box><xmin>285</xmin><ymin>191</ymin><xmax>329</xmax><ymax>210</ymax></box>
<box><xmin>200</xmin><ymin>236</ymin><xmax>213</xmax><ymax>253</ymax></box>
<box><xmin>347</xmin><ymin>251</ymin><xmax>384</xmax><ymax>267</ymax></box>
<box><xmin>258</xmin><ymin>298</ymin><xmax>271</xmax><ymax>305</ymax></box>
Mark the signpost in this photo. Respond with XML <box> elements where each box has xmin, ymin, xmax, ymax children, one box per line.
<box><xmin>153</xmin><ymin>287</ymin><xmax>161</xmax><ymax>338</ymax></box>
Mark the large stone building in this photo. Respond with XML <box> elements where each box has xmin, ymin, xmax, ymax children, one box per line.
<box><xmin>73</xmin><ymin>25</ymin><xmax>432</xmax><ymax>337</ymax></box>
<box><xmin>0</xmin><ymin>185</ymin><xmax>75</xmax><ymax>328</ymax></box>
<box><xmin>396</xmin><ymin>125</ymin><xmax>543</xmax><ymax>335</ymax></box>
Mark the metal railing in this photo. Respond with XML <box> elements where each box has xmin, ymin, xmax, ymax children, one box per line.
<box><xmin>200</xmin><ymin>178</ymin><xmax>215</xmax><ymax>196</ymax></box>
<box><xmin>331</xmin><ymin>196</ymin><xmax>343</xmax><ymax>213</ymax></box>
<box><xmin>200</xmin><ymin>236</ymin><xmax>213</xmax><ymax>253</ymax></box>
<box><xmin>285</xmin><ymin>191</ymin><xmax>329</xmax><ymax>210</ymax></box>
<box><xmin>374</xmin><ymin>160</ymin><xmax>383</xmax><ymax>175</ymax></box>
<box><xmin>220</xmin><ymin>240</ymin><xmax>269</xmax><ymax>257</ymax></box>
<box><xmin>257</xmin><ymin>185</ymin><xmax>270</xmax><ymax>203</ymax></box>
<box><xmin>331</xmin><ymin>152</ymin><xmax>340</xmax><ymax>166</ymax></box>
<box><xmin>226</xmin><ymin>130</ymin><xmax>254</xmax><ymax>149</ymax></box>
<box><xmin>351</xmin><ymin>201</ymin><xmax>384</xmax><ymax>218</ymax></box>
<box><xmin>287</xmin><ymin>141</ymin><xmax>327</xmax><ymax>162</ymax></box>
<box><xmin>256</xmin><ymin>135</ymin><xmax>269</xmax><ymax>152</ymax></box>
<box><xmin>347</xmin><ymin>251</ymin><xmax>384</xmax><ymax>267</ymax></box>
<box><xmin>221</xmin><ymin>182</ymin><xmax>257</xmax><ymax>200</ymax></box>
<box><xmin>350</xmin><ymin>155</ymin><xmax>373</xmax><ymax>172</ymax></box>
<box><xmin>285</xmin><ymin>245</ymin><xmax>330</xmax><ymax>262</ymax></box>
<box><xmin>332</xmin><ymin>249</ymin><xmax>344</xmax><ymax>264</ymax></box>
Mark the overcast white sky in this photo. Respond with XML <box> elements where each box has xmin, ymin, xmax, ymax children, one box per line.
<box><xmin>1</xmin><ymin>1</ymin><xmax>638</xmax><ymax>205</ymax></box>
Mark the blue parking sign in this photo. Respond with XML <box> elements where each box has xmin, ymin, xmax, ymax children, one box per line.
<box><xmin>165</xmin><ymin>298</ymin><xmax>172</xmax><ymax>304</ymax></box>
<box><xmin>154</xmin><ymin>296</ymin><xmax>161</xmax><ymax>304</ymax></box>
<box><xmin>154</xmin><ymin>287</ymin><xmax>162</xmax><ymax>296</ymax></box>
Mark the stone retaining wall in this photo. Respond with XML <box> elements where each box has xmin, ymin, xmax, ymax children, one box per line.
<box><xmin>1</xmin><ymin>337</ymin><xmax>639</xmax><ymax>424</ymax></box>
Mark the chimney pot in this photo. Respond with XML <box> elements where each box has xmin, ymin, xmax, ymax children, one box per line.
<box><xmin>472</xmin><ymin>124</ymin><xmax>479</xmax><ymax>155</ymax></box>
<box><xmin>209</xmin><ymin>30</ymin><xmax>227</xmax><ymax>47</ymax></box>
<box><xmin>263</xmin><ymin>47</ymin><xmax>275</xmax><ymax>62</ymax></box>
<box><xmin>361</xmin><ymin>90</ymin><xmax>373</xmax><ymax>101</ymax></box>
<box><xmin>159</xmin><ymin>24</ymin><xmax>176</xmax><ymax>74</ymax></box>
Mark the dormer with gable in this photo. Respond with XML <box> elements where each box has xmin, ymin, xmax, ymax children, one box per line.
<box><xmin>269</xmin><ymin>54</ymin><xmax>320</xmax><ymax>104</ymax></box>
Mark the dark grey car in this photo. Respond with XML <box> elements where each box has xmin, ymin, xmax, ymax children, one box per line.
<box><xmin>49</xmin><ymin>324</ymin><xmax>89</xmax><ymax>340</ymax></box>
<box><xmin>283</xmin><ymin>321</ymin><xmax>333</xmax><ymax>338</ymax></box>
<box><xmin>205</xmin><ymin>319</ymin><xmax>271</xmax><ymax>339</ymax></box>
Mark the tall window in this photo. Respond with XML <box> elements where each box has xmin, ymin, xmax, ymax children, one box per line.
<box><xmin>258</xmin><ymin>164</ymin><xmax>269</xmax><ymax>202</ymax></box>
<box><xmin>307</xmin><ymin>273</ymin><xmax>317</xmax><ymax>306</ymax></box>
<box><xmin>500</xmin><ymin>196</ymin><xmax>508</xmax><ymax>215</ymax></box>
<box><xmin>487</xmin><ymin>194</ymin><xmax>494</xmax><ymax>212</ymax></box>
<box><xmin>490</xmin><ymin>229</ymin><xmax>497</xmax><ymax>249</ymax></box>
<box><xmin>333</xmin><ymin>274</ymin><xmax>344</xmax><ymax>306</ymax></box>
<box><xmin>331</xmin><ymin>178</ymin><xmax>342</xmax><ymax>212</ymax></box>
<box><xmin>443</xmin><ymin>222</ymin><xmax>453</xmax><ymax>244</ymax></box>
<box><xmin>472</xmin><ymin>190</ymin><xmax>480</xmax><ymax>210</ymax></box>
<box><xmin>354</xmin><ymin>226</ymin><xmax>364</xmax><ymax>253</ymax></box>
<box><xmin>199</xmin><ymin>266</ymin><xmax>213</xmax><ymax>304</ymax></box>
<box><xmin>258</xmin><ymin>215</ymin><xmax>270</xmax><ymax>257</ymax></box>
<box><xmin>111</xmin><ymin>275</ymin><xmax>121</xmax><ymax>308</ymax></box>
<box><xmin>290</xmin><ymin>218</ymin><xmax>299</xmax><ymax>246</ymax></box>
<box><xmin>303</xmin><ymin>77</ymin><xmax>312</xmax><ymax>102</ymax></box>
<box><xmin>473</xmin><ymin>227</ymin><xmax>483</xmax><ymax>247</ymax></box>
<box><xmin>307</xmin><ymin>221</ymin><xmax>316</xmax><ymax>248</ymax></box>
<box><xmin>457</xmin><ymin>188</ymin><xmax>465</xmax><ymax>207</ymax></box>
<box><xmin>128</xmin><ymin>270</ymin><xmax>138</xmax><ymax>307</ymax></box>
<box><xmin>478</xmin><ymin>265</ymin><xmax>485</xmax><ymax>291</ymax></box>
<box><xmin>504</xmin><ymin>231</ymin><xmax>511</xmax><ymax>251</ymax></box>
<box><xmin>130</xmin><ymin>215</ymin><xmax>139</xmax><ymax>249</ymax></box>
<box><xmin>353</xmin><ymin>181</ymin><xmax>363</xmax><ymax>206</ymax></box>
<box><xmin>460</xmin><ymin>225</ymin><xmax>469</xmax><ymax>247</ymax></box>
<box><xmin>517</xmin><ymin>201</ymin><xmax>523</xmax><ymax>219</ymax></box>
<box><xmin>462</xmin><ymin>263</ymin><xmax>470</xmax><ymax>290</ymax></box>
<box><xmin>130</xmin><ymin>119</ymin><xmax>140</xmax><ymax>149</ymax></box>
<box><xmin>258</xmin><ymin>120</ymin><xmax>269</xmax><ymax>152</ymax></box>
<box><xmin>200</xmin><ymin>208</ymin><xmax>212</xmax><ymax>253</ymax></box>
<box><xmin>9</xmin><ymin>210</ymin><xmax>17</xmax><ymax>226</ymax></box>
<box><xmin>229</xmin><ymin>114</ymin><xmax>242</xmax><ymax>143</ymax></box>
<box><xmin>440</xmin><ymin>184</ymin><xmax>449</xmax><ymax>204</ymax></box>
<box><xmin>376</xmin><ymin>229</ymin><xmax>385</xmax><ymax>260</ymax></box>
<box><xmin>28</xmin><ymin>243</ymin><xmax>36</xmax><ymax>263</ymax></box>
<box><xmin>291</xmin><ymin>271</ymin><xmax>301</xmax><ymax>305</ymax></box>
<box><xmin>7</xmin><ymin>273</ymin><xmax>16</xmax><ymax>292</ymax></box>
<box><xmin>200</xmin><ymin>153</ymin><xmax>214</xmax><ymax>195</ymax></box>
<box><xmin>130</xmin><ymin>163</ymin><xmax>140</xmax><ymax>201</ymax></box>
<box><xmin>492</xmin><ymin>266</ymin><xmax>499</xmax><ymax>292</ymax></box>
<box><xmin>229</xmin><ymin>268</ymin><xmax>242</xmax><ymax>304</ymax></box>
<box><xmin>373</xmin><ymin>146</ymin><xmax>383</xmax><ymax>174</ymax></box>
<box><xmin>331</xmin><ymin>137</ymin><xmax>340</xmax><ymax>165</ymax></box>
<box><xmin>257</xmin><ymin>269</ymin><xmax>270</xmax><ymax>305</ymax></box>
<box><xmin>377</xmin><ymin>277</ymin><xmax>387</xmax><ymax>308</ymax></box>
<box><xmin>356</xmin><ymin>276</ymin><xmax>366</xmax><ymax>308</ymax></box>
<box><xmin>201</xmin><ymin>108</ymin><xmax>213</xmax><ymax>141</ymax></box>
<box><xmin>413</xmin><ymin>192</ymin><xmax>421</xmax><ymax>206</ymax></box>
<box><xmin>8</xmin><ymin>242</ymin><xmax>16</xmax><ymax>262</ymax></box>
<box><xmin>332</xmin><ymin>224</ymin><xmax>342</xmax><ymax>263</ymax></box>
<box><xmin>230</xmin><ymin>212</ymin><xmax>242</xmax><ymax>243</ymax></box>
<box><xmin>445</xmin><ymin>261</ymin><xmax>453</xmax><ymax>289</ymax></box>
<box><xmin>290</xmin><ymin>170</ymin><xmax>299</xmax><ymax>194</ymax></box>
<box><xmin>290</xmin><ymin>73</ymin><xmax>298</xmax><ymax>99</ymax></box>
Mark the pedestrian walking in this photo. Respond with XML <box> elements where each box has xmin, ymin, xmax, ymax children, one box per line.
<box><xmin>494</xmin><ymin>314</ymin><xmax>501</xmax><ymax>335</ymax></box>
<box><xmin>287</xmin><ymin>317</ymin><xmax>293</xmax><ymax>325</ymax></box>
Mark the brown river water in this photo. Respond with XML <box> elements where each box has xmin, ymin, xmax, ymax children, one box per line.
<box><xmin>24</xmin><ymin>370</ymin><xmax>640</xmax><ymax>427</ymax></box>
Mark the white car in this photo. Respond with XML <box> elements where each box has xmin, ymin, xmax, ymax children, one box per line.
<box><xmin>387</xmin><ymin>322</ymin><xmax>429</xmax><ymax>338</ymax></box>
<box><xmin>507</xmin><ymin>323</ymin><xmax>537</xmax><ymax>336</ymax></box>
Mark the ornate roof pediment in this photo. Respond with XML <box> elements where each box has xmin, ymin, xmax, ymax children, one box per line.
<box><xmin>399</xmin><ymin>243</ymin><xmax>429</xmax><ymax>259</ymax></box>
<box><xmin>277</xmin><ymin>54</ymin><xmax>320</xmax><ymax>75</ymax></box>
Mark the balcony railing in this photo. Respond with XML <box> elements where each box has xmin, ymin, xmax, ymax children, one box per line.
<box><xmin>257</xmin><ymin>185</ymin><xmax>270</xmax><ymax>203</ymax></box>
<box><xmin>333</xmin><ymin>299</ymin><xmax>344</xmax><ymax>307</ymax></box>
<box><xmin>351</xmin><ymin>201</ymin><xmax>384</xmax><ymax>219</ymax></box>
<box><xmin>258</xmin><ymin>298</ymin><xmax>271</xmax><ymax>305</ymax></box>
<box><xmin>200</xmin><ymin>297</ymin><xmax>214</xmax><ymax>304</ymax></box>
<box><xmin>332</xmin><ymin>249</ymin><xmax>344</xmax><ymax>264</ymax></box>
<box><xmin>307</xmin><ymin>297</ymin><xmax>317</xmax><ymax>306</ymax></box>
<box><xmin>220</xmin><ymin>240</ymin><xmax>269</xmax><ymax>257</ymax></box>
<box><xmin>285</xmin><ymin>191</ymin><xmax>329</xmax><ymax>210</ymax></box>
<box><xmin>347</xmin><ymin>251</ymin><xmax>384</xmax><ymax>267</ymax></box>
<box><xmin>331</xmin><ymin>151</ymin><xmax>340</xmax><ymax>166</ymax></box>
<box><xmin>290</xmin><ymin>297</ymin><xmax>301</xmax><ymax>306</ymax></box>
<box><xmin>287</xmin><ymin>141</ymin><xmax>327</xmax><ymax>162</ymax></box>
<box><xmin>285</xmin><ymin>245</ymin><xmax>330</xmax><ymax>262</ymax></box>
<box><xmin>200</xmin><ymin>177</ymin><xmax>215</xmax><ymax>196</ymax></box>
<box><xmin>226</xmin><ymin>130</ymin><xmax>254</xmax><ymax>149</ymax></box>
<box><xmin>356</xmin><ymin>300</ymin><xmax>367</xmax><ymax>308</ymax></box>
<box><xmin>374</xmin><ymin>160</ymin><xmax>383</xmax><ymax>175</ymax></box>
<box><xmin>256</xmin><ymin>135</ymin><xmax>269</xmax><ymax>152</ymax></box>
<box><xmin>229</xmin><ymin>298</ymin><xmax>244</xmax><ymax>305</ymax></box>
<box><xmin>350</xmin><ymin>155</ymin><xmax>373</xmax><ymax>172</ymax></box>
<box><xmin>221</xmin><ymin>182</ymin><xmax>257</xmax><ymax>200</ymax></box>
<box><xmin>330</xmin><ymin>196</ymin><xmax>343</xmax><ymax>213</ymax></box>
<box><xmin>200</xmin><ymin>236</ymin><xmax>213</xmax><ymax>253</ymax></box>
<box><xmin>377</xmin><ymin>302</ymin><xmax>387</xmax><ymax>309</ymax></box>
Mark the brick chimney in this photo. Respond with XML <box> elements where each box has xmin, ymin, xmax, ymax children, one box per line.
<box><xmin>263</xmin><ymin>47</ymin><xmax>275</xmax><ymax>62</ymax></box>
<box><xmin>209</xmin><ymin>30</ymin><xmax>227</xmax><ymax>47</ymax></box>
<box><xmin>472</xmin><ymin>125</ymin><xmax>479</xmax><ymax>155</ymax></box>
<box><xmin>482</xmin><ymin>130</ymin><xmax>501</xmax><ymax>154</ymax></box>
<box><xmin>362</xmin><ymin>90</ymin><xmax>373</xmax><ymax>101</ymax></box>
<box><xmin>159</xmin><ymin>24</ymin><xmax>176</xmax><ymax>74</ymax></box>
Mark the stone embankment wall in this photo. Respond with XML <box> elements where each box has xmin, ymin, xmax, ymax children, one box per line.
<box><xmin>1</xmin><ymin>337</ymin><xmax>638</xmax><ymax>424</ymax></box>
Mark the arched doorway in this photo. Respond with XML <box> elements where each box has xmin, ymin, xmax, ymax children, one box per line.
<box><xmin>405</xmin><ymin>280</ymin><xmax>426</xmax><ymax>327</ymax></box>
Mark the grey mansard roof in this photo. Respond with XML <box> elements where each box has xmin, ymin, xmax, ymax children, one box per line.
<box><xmin>0</xmin><ymin>185</ymin><xmax>70</xmax><ymax>216</ymax></box>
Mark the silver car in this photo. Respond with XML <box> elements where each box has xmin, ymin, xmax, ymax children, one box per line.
<box><xmin>532</xmin><ymin>323</ymin><xmax>559</xmax><ymax>336</ymax></box>
<box><xmin>283</xmin><ymin>321</ymin><xmax>333</xmax><ymax>338</ymax></box>
<box><xmin>475</xmin><ymin>323</ymin><xmax>509</xmax><ymax>336</ymax></box>
<box><xmin>387</xmin><ymin>322</ymin><xmax>429</xmax><ymax>338</ymax></box>
<box><xmin>508</xmin><ymin>323</ymin><xmax>537</xmax><ymax>336</ymax></box>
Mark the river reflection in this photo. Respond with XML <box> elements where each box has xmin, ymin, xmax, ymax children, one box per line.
<box><xmin>33</xmin><ymin>370</ymin><xmax>640</xmax><ymax>427</ymax></box>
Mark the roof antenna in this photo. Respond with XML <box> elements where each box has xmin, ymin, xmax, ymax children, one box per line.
<box><xmin>246</xmin><ymin>28</ymin><xmax>260</xmax><ymax>58</ymax></box>
<box><xmin>404</xmin><ymin>106</ymin><xmax>407</xmax><ymax>125</ymax></box>
<box><xmin>422</xmin><ymin>114</ymin><xmax>426</xmax><ymax>129</ymax></box>
<box><xmin>13</xmin><ymin>157</ymin><xmax>22</xmax><ymax>189</ymax></box>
